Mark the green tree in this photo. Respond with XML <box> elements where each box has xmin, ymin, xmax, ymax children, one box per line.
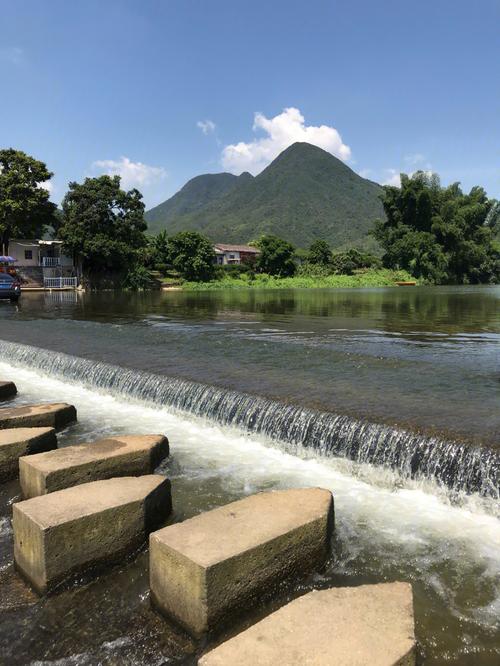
<box><xmin>0</xmin><ymin>148</ymin><xmax>57</xmax><ymax>253</ymax></box>
<box><xmin>167</xmin><ymin>231</ymin><xmax>215</xmax><ymax>281</ymax></box>
<box><xmin>256</xmin><ymin>234</ymin><xmax>296</xmax><ymax>276</ymax></box>
<box><xmin>59</xmin><ymin>175</ymin><xmax>147</xmax><ymax>277</ymax></box>
<box><xmin>122</xmin><ymin>264</ymin><xmax>156</xmax><ymax>290</ymax></box>
<box><xmin>331</xmin><ymin>248</ymin><xmax>381</xmax><ymax>275</ymax></box>
<box><xmin>373</xmin><ymin>171</ymin><xmax>500</xmax><ymax>284</ymax></box>
<box><xmin>307</xmin><ymin>239</ymin><xmax>332</xmax><ymax>265</ymax></box>
<box><xmin>144</xmin><ymin>230</ymin><xmax>170</xmax><ymax>272</ymax></box>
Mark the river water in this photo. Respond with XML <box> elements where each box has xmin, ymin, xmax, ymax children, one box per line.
<box><xmin>0</xmin><ymin>287</ymin><xmax>499</xmax><ymax>664</ymax></box>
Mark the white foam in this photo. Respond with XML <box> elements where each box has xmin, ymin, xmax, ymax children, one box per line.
<box><xmin>1</xmin><ymin>359</ymin><xmax>499</xmax><ymax>629</ymax></box>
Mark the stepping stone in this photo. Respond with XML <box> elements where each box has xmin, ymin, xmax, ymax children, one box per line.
<box><xmin>0</xmin><ymin>381</ymin><xmax>17</xmax><ymax>401</ymax></box>
<box><xmin>0</xmin><ymin>403</ymin><xmax>76</xmax><ymax>431</ymax></box>
<box><xmin>13</xmin><ymin>475</ymin><xmax>172</xmax><ymax>594</ymax></box>
<box><xmin>0</xmin><ymin>428</ymin><xmax>57</xmax><ymax>482</ymax></box>
<box><xmin>199</xmin><ymin>582</ymin><xmax>416</xmax><ymax>666</ymax></box>
<box><xmin>150</xmin><ymin>487</ymin><xmax>334</xmax><ymax>637</ymax></box>
<box><xmin>20</xmin><ymin>434</ymin><xmax>169</xmax><ymax>498</ymax></box>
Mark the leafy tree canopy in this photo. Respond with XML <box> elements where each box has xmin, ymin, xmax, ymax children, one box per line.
<box><xmin>144</xmin><ymin>230</ymin><xmax>170</xmax><ymax>272</ymax></box>
<box><xmin>167</xmin><ymin>230</ymin><xmax>215</xmax><ymax>281</ymax></box>
<box><xmin>256</xmin><ymin>234</ymin><xmax>296</xmax><ymax>277</ymax></box>
<box><xmin>59</xmin><ymin>175</ymin><xmax>147</xmax><ymax>274</ymax></box>
<box><xmin>307</xmin><ymin>239</ymin><xmax>332</xmax><ymax>265</ymax></box>
<box><xmin>373</xmin><ymin>171</ymin><xmax>500</xmax><ymax>284</ymax></box>
<box><xmin>331</xmin><ymin>248</ymin><xmax>381</xmax><ymax>275</ymax></box>
<box><xmin>0</xmin><ymin>148</ymin><xmax>57</xmax><ymax>251</ymax></box>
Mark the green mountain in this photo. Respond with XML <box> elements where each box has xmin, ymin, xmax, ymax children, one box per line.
<box><xmin>146</xmin><ymin>172</ymin><xmax>251</xmax><ymax>230</ymax></box>
<box><xmin>145</xmin><ymin>142</ymin><xmax>385</xmax><ymax>249</ymax></box>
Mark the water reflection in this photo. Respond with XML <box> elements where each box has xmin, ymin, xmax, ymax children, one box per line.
<box><xmin>0</xmin><ymin>286</ymin><xmax>499</xmax><ymax>445</ymax></box>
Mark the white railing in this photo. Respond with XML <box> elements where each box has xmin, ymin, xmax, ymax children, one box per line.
<box><xmin>43</xmin><ymin>277</ymin><xmax>78</xmax><ymax>289</ymax></box>
<box><xmin>41</xmin><ymin>257</ymin><xmax>61</xmax><ymax>267</ymax></box>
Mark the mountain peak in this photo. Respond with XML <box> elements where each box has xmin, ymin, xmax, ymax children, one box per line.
<box><xmin>265</xmin><ymin>141</ymin><xmax>353</xmax><ymax>173</ymax></box>
<box><xmin>145</xmin><ymin>143</ymin><xmax>384</xmax><ymax>250</ymax></box>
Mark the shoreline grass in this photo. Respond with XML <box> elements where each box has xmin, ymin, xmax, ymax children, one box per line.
<box><xmin>182</xmin><ymin>269</ymin><xmax>418</xmax><ymax>291</ymax></box>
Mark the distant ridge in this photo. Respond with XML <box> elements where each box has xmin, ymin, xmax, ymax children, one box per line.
<box><xmin>145</xmin><ymin>142</ymin><xmax>384</xmax><ymax>249</ymax></box>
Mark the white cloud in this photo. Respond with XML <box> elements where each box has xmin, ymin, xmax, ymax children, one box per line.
<box><xmin>404</xmin><ymin>153</ymin><xmax>426</xmax><ymax>166</ymax></box>
<box><xmin>197</xmin><ymin>119</ymin><xmax>216</xmax><ymax>135</ymax></box>
<box><xmin>91</xmin><ymin>157</ymin><xmax>167</xmax><ymax>191</ymax></box>
<box><xmin>382</xmin><ymin>167</ymin><xmax>435</xmax><ymax>187</ymax></box>
<box><xmin>221</xmin><ymin>107</ymin><xmax>351</xmax><ymax>175</ymax></box>
<box><xmin>358</xmin><ymin>168</ymin><xmax>372</xmax><ymax>179</ymax></box>
<box><xmin>382</xmin><ymin>169</ymin><xmax>401</xmax><ymax>187</ymax></box>
<box><xmin>37</xmin><ymin>180</ymin><xmax>53</xmax><ymax>194</ymax></box>
<box><xmin>1</xmin><ymin>47</ymin><xmax>24</xmax><ymax>65</ymax></box>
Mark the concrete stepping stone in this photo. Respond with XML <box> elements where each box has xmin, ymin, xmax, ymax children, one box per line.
<box><xmin>0</xmin><ymin>427</ymin><xmax>57</xmax><ymax>481</ymax></box>
<box><xmin>0</xmin><ymin>403</ymin><xmax>76</xmax><ymax>431</ymax></box>
<box><xmin>199</xmin><ymin>582</ymin><xmax>416</xmax><ymax>666</ymax></box>
<box><xmin>20</xmin><ymin>434</ymin><xmax>169</xmax><ymax>498</ymax></box>
<box><xmin>13</xmin><ymin>475</ymin><xmax>172</xmax><ymax>594</ymax></box>
<box><xmin>0</xmin><ymin>381</ymin><xmax>17</xmax><ymax>401</ymax></box>
<box><xmin>150</xmin><ymin>487</ymin><xmax>334</xmax><ymax>637</ymax></box>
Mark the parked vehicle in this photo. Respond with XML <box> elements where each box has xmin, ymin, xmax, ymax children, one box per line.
<box><xmin>0</xmin><ymin>273</ymin><xmax>21</xmax><ymax>302</ymax></box>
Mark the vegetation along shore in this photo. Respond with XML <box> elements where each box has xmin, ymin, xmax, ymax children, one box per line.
<box><xmin>181</xmin><ymin>269</ymin><xmax>417</xmax><ymax>290</ymax></box>
<box><xmin>1</xmin><ymin>144</ymin><xmax>499</xmax><ymax>291</ymax></box>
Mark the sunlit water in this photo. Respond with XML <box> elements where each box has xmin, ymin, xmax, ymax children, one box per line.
<box><xmin>0</xmin><ymin>288</ymin><xmax>499</xmax><ymax>664</ymax></box>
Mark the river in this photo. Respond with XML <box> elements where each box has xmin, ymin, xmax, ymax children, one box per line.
<box><xmin>0</xmin><ymin>286</ymin><xmax>499</xmax><ymax>664</ymax></box>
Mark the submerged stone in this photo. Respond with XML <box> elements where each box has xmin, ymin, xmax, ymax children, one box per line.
<box><xmin>0</xmin><ymin>403</ymin><xmax>77</xmax><ymax>431</ymax></box>
<box><xmin>199</xmin><ymin>582</ymin><xmax>416</xmax><ymax>666</ymax></box>
<box><xmin>0</xmin><ymin>427</ymin><xmax>57</xmax><ymax>481</ymax></box>
<box><xmin>19</xmin><ymin>434</ymin><xmax>169</xmax><ymax>498</ymax></box>
<box><xmin>0</xmin><ymin>381</ymin><xmax>17</xmax><ymax>401</ymax></box>
<box><xmin>13</xmin><ymin>475</ymin><xmax>172</xmax><ymax>594</ymax></box>
<box><xmin>150</xmin><ymin>487</ymin><xmax>334</xmax><ymax>637</ymax></box>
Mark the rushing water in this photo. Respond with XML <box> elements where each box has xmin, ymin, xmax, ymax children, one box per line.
<box><xmin>0</xmin><ymin>287</ymin><xmax>499</xmax><ymax>665</ymax></box>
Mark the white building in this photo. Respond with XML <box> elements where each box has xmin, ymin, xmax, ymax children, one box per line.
<box><xmin>213</xmin><ymin>243</ymin><xmax>260</xmax><ymax>266</ymax></box>
<box><xmin>8</xmin><ymin>239</ymin><xmax>78</xmax><ymax>289</ymax></box>
<box><xmin>8</xmin><ymin>239</ymin><xmax>74</xmax><ymax>268</ymax></box>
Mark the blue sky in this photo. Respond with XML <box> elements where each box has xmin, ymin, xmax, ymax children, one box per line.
<box><xmin>1</xmin><ymin>0</ymin><xmax>498</xmax><ymax>208</ymax></box>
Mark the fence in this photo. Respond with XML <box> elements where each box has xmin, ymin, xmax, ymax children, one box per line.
<box><xmin>41</xmin><ymin>257</ymin><xmax>61</xmax><ymax>267</ymax></box>
<box><xmin>43</xmin><ymin>277</ymin><xmax>78</xmax><ymax>289</ymax></box>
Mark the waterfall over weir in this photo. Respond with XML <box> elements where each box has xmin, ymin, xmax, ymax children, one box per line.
<box><xmin>1</xmin><ymin>340</ymin><xmax>498</xmax><ymax>499</ymax></box>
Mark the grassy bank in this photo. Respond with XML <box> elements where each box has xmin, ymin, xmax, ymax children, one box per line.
<box><xmin>182</xmin><ymin>269</ymin><xmax>418</xmax><ymax>291</ymax></box>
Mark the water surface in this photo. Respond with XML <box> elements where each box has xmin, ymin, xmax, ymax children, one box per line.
<box><xmin>0</xmin><ymin>286</ymin><xmax>499</xmax><ymax>665</ymax></box>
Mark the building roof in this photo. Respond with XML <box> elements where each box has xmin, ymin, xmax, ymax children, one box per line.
<box><xmin>10</xmin><ymin>239</ymin><xmax>63</xmax><ymax>246</ymax></box>
<box><xmin>214</xmin><ymin>243</ymin><xmax>260</xmax><ymax>254</ymax></box>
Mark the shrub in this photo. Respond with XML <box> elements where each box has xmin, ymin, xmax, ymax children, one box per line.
<box><xmin>256</xmin><ymin>234</ymin><xmax>296</xmax><ymax>277</ymax></box>
<box><xmin>331</xmin><ymin>249</ymin><xmax>381</xmax><ymax>275</ymax></box>
<box><xmin>122</xmin><ymin>265</ymin><xmax>157</xmax><ymax>290</ymax></box>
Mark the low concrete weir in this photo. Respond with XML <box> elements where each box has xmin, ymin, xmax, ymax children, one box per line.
<box><xmin>13</xmin><ymin>475</ymin><xmax>172</xmax><ymax>594</ymax></box>
<box><xmin>199</xmin><ymin>582</ymin><xmax>416</xmax><ymax>666</ymax></box>
<box><xmin>0</xmin><ymin>341</ymin><xmax>496</xmax><ymax>498</ymax></box>
<box><xmin>150</xmin><ymin>488</ymin><xmax>334</xmax><ymax>637</ymax></box>
<box><xmin>0</xmin><ymin>427</ymin><xmax>57</xmax><ymax>481</ymax></box>
<box><xmin>0</xmin><ymin>403</ymin><xmax>77</xmax><ymax>431</ymax></box>
<box><xmin>19</xmin><ymin>434</ymin><xmax>169</xmax><ymax>498</ymax></box>
<box><xmin>0</xmin><ymin>381</ymin><xmax>17</xmax><ymax>401</ymax></box>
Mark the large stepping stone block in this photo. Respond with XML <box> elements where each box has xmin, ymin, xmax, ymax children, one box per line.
<box><xmin>0</xmin><ymin>428</ymin><xmax>57</xmax><ymax>481</ymax></box>
<box><xmin>19</xmin><ymin>434</ymin><xmax>169</xmax><ymax>499</ymax></box>
<box><xmin>199</xmin><ymin>582</ymin><xmax>416</xmax><ymax>666</ymax></box>
<box><xmin>0</xmin><ymin>381</ymin><xmax>17</xmax><ymax>401</ymax></box>
<box><xmin>150</xmin><ymin>487</ymin><xmax>334</xmax><ymax>637</ymax></box>
<box><xmin>0</xmin><ymin>403</ymin><xmax>76</xmax><ymax>431</ymax></box>
<box><xmin>13</xmin><ymin>475</ymin><xmax>172</xmax><ymax>594</ymax></box>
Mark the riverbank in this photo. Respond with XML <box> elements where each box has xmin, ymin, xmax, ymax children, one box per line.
<box><xmin>181</xmin><ymin>268</ymin><xmax>417</xmax><ymax>291</ymax></box>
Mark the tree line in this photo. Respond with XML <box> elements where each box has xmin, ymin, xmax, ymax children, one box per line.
<box><xmin>1</xmin><ymin>148</ymin><xmax>498</xmax><ymax>287</ymax></box>
<box><xmin>374</xmin><ymin>172</ymin><xmax>500</xmax><ymax>284</ymax></box>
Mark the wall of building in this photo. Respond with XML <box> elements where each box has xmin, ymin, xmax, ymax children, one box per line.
<box><xmin>9</xmin><ymin>241</ymin><xmax>40</xmax><ymax>267</ymax></box>
<box><xmin>9</xmin><ymin>241</ymin><xmax>74</xmax><ymax>269</ymax></box>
